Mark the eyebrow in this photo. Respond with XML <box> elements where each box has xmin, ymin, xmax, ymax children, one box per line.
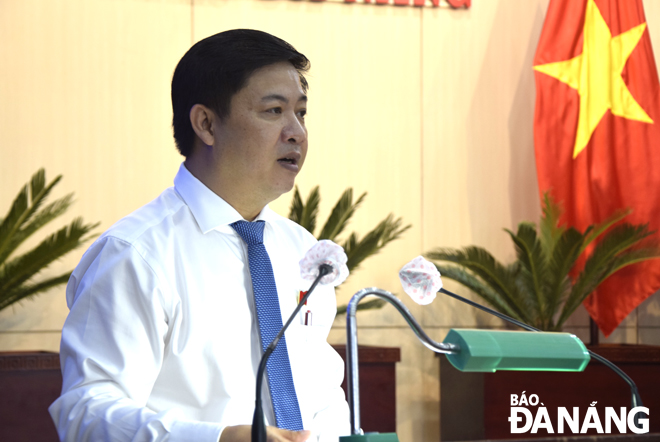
<box><xmin>261</xmin><ymin>94</ymin><xmax>308</xmax><ymax>104</ymax></box>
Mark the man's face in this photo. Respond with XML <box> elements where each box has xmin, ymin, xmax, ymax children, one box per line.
<box><xmin>212</xmin><ymin>62</ymin><xmax>308</xmax><ymax>207</ymax></box>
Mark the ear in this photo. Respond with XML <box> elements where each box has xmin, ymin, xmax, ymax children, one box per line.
<box><xmin>189</xmin><ymin>104</ymin><xmax>216</xmax><ymax>146</ymax></box>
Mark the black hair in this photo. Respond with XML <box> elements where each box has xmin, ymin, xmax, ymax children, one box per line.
<box><xmin>171</xmin><ymin>29</ymin><xmax>310</xmax><ymax>157</ymax></box>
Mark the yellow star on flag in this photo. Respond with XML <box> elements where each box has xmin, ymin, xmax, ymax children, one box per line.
<box><xmin>533</xmin><ymin>0</ymin><xmax>653</xmax><ymax>158</ymax></box>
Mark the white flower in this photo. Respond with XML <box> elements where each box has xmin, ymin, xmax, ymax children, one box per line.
<box><xmin>299</xmin><ymin>240</ymin><xmax>349</xmax><ymax>287</ymax></box>
<box><xmin>398</xmin><ymin>256</ymin><xmax>442</xmax><ymax>305</ymax></box>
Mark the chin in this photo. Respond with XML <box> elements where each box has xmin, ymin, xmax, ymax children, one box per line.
<box><xmin>265</xmin><ymin>181</ymin><xmax>296</xmax><ymax>202</ymax></box>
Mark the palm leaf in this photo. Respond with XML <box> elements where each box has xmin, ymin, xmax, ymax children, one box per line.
<box><xmin>557</xmin><ymin>223</ymin><xmax>655</xmax><ymax>327</ymax></box>
<box><xmin>0</xmin><ymin>170</ymin><xmax>63</xmax><ymax>262</ymax></box>
<box><xmin>299</xmin><ymin>186</ymin><xmax>320</xmax><ymax>235</ymax></box>
<box><xmin>337</xmin><ymin>298</ymin><xmax>387</xmax><ymax>315</ymax></box>
<box><xmin>426</xmin><ymin>192</ymin><xmax>660</xmax><ymax>332</ymax></box>
<box><xmin>506</xmin><ymin>223</ymin><xmax>548</xmax><ymax>324</ymax></box>
<box><xmin>343</xmin><ymin>214</ymin><xmax>411</xmax><ymax>273</ymax></box>
<box><xmin>538</xmin><ymin>192</ymin><xmax>565</xmax><ymax>260</ymax></box>
<box><xmin>0</xmin><ymin>194</ymin><xmax>74</xmax><ymax>265</ymax></box>
<box><xmin>318</xmin><ymin>189</ymin><xmax>366</xmax><ymax>241</ymax></box>
<box><xmin>434</xmin><ymin>264</ymin><xmax>525</xmax><ymax>320</ymax></box>
<box><xmin>288</xmin><ymin>187</ymin><xmax>304</xmax><ymax>225</ymax></box>
<box><xmin>579</xmin><ymin>208</ymin><xmax>630</xmax><ymax>254</ymax></box>
<box><xmin>0</xmin><ymin>272</ymin><xmax>71</xmax><ymax>311</ymax></box>
<box><xmin>0</xmin><ymin>170</ymin><xmax>99</xmax><ymax>314</ymax></box>
<box><xmin>426</xmin><ymin>246</ymin><xmax>533</xmax><ymax>323</ymax></box>
<box><xmin>0</xmin><ymin>185</ymin><xmax>29</xmax><ymax>258</ymax></box>
<box><xmin>0</xmin><ymin>218</ymin><xmax>99</xmax><ymax>294</ymax></box>
<box><xmin>288</xmin><ymin>186</ymin><xmax>410</xmax><ymax>315</ymax></box>
<box><xmin>602</xmin><ymin>247</ymin><xmax>660</xmax><ymax>280</ymax></box>
<box><xmin>543</xmin><ymin>227</ymin><xmax>584</xmax><ymax>328</ymax></box>
<box><xmin>288</xmin><ymin>186</ymin><xmax>321</xmax><ymax>234</ymax></box>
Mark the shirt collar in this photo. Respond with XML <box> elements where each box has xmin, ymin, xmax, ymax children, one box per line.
<box><xmin>173</xmin><ymin>163</ymin><xmax>277</xmax><ymax>234</ymax></box>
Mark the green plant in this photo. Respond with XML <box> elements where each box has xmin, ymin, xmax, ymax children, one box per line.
<box><xmin>425</xmin><ymin>193</ymin><xmax>660</xmax><ymax>331</ymax></box>
<box><xmin>0</xmin><ymin>169</ymin><xmax>99</xmax><ymax>312</ymax></box>
<box><xmin>289</xmin><ymin>186</ymin><xmax>411</xmax><ymax>314</ymax></box>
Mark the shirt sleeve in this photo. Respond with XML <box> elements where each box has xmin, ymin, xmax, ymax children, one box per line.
<box><xmin>48</xmin><ymin>236</ymin><xmax>224</xmax><ymax>442</ymax></box>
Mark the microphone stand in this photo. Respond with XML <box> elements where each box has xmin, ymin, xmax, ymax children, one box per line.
<box><xmin>343</xmin><ymin>285</ymin><xmax>646</xmax><ymax>439</ymax></box>
<box><xmin>345</xmin><ymin>288</ymin><xmax>459</xmax><ymax>437</ymax></box>
<box><xmin>438</xmin><ymin>287</ymin><xmax>645</xmax><ymax>426</ymax></box>
<box><xmin>252</xmin><ymin>264</ymin><xmax>333</xmax><ymax>442</ymax></box>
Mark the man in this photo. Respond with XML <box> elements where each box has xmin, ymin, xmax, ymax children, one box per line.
<box><xmin>49</xmin><ymin>29</ymin><xmax>350</xmax><ymax>442</ymax></box>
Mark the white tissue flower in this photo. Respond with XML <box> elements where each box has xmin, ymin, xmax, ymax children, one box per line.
<box><xmin>398</xmin><ymin>256</ymin><xmax>442</xmax><ymax>305</ymax></box>
<box><xmin>299</xmin><ymin>240</ymin><xmax>349</xmax><ymax>286</ymax></box>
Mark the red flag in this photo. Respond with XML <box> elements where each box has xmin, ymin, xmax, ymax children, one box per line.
<box><xmin>533</xmin><ymin>0</ymin><xmax>660</xmax><ymax>336</ymax></box>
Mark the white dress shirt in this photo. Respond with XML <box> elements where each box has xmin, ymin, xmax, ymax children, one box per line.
<box><xmin>49</xmin><ymin>164</ymin><xmax>350</xmax><ymax>442</ymax></box>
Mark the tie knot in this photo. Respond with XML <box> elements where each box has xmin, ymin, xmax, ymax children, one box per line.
<box><xmin>231</xmin><ymin>220</ymin><xmax>265</xmax><ymax>245</ymax></box>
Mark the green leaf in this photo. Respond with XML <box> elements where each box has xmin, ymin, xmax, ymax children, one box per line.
<box><xmin>426</xmin><ymin>247</ymin><xmax>533</xmax><ymax>323</ymax></box>
<box><xmin>543</xmin><ymin>227</ymin><xmax>584</xmax><ymax>328</ymax></box>
<box><xmin>539</xmin><ymin>192</ymin><xmax>565</xmax><ymax>260</ymax></box>
<box><xmin>343</xmin><ymin>214</ymin><xmax>411</xmax><ymax>273</ymax></box>
<box><xmin>0</xmin><ymin>169</ymin><xmax>99</xmax><ymax>313</ymax></box>
<box><xmin>0</xmin><ymin>194</ymin><xmax>74</xmax><ymax>265</ymax></box>
<box><xmin>603</xmin><ymin>247</ymin><xmax>660</xmax><ymax>280</ymax></box>
<box><xmin>0</xmin><ymin>272</ymin><xmax>71</xmax><ymax>311</ymax></box>
<box><xmin>0</xmin><ymin>169</ymin><xmax>63</xmax><ymax>263</ymax></box>
<box><xmin>287</xmin><ymin>186</ymin><xmax>410</xmax><ymax>315</ymax></box>
<box><xmin>0</xmin><ymin>185</ymin><xmax>29</xmax><ymax>259</ymax></box>
<box><xmin>318</xmin><ymin>189</ymin><xmax>366</xmax><ymax>241</ymax></box>
<box><xmin>288</xmin><ymin>186</ymin><xmax>304</xmax><ymax>225</ymax></box>
<box><xmin>434</xmin><ymin>264</ymin><xmax>523</xmax><ymax>320</ymax></box>
<box><xmin>288</xmin><ymin>186</ymin><xmax>321</xmax><ymax>235</ymax></box>
<box><xmin>425</xmin><ymin>192</ymin><xmax>660</xmax><ymax>331</ymax></box>
<box><xmin>336</xmin><ymin>298</ymin><xmax>387</xmax><ymax>315</ymax></box>
<box><xmin>580</xmin><ymin>208</ymin><xmax>630</xmax><ymax>254</ymax></box>
<box><xmin>0</xmin><ymin>218</ymin><xmax>99</xmax><ymax>294</ymax></box>
<box><xmin>506</xmin><ymin>223</ymin><xmax>547</xmax><ymax>324</ymax></box>
<box><xmin>557</xmin><ymin>223</ymin><xmax>655</xmax><ymax>327</ymax></box>
<box><xmin>299</xmin><ymin>186</ymin><xmax>320</xmax><ymax>235</ymax></box>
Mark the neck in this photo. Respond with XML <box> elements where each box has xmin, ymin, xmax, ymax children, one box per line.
<box><xmin>184</xmin><ymin>156</ymin><xmax>265</xmax><ymax>221</ymax></box>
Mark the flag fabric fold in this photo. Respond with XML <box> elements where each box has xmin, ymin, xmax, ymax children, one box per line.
<box><xmin>533</xmin><ymin>0</ymin><xmax>660</xmax><ymax>336</ymax></box>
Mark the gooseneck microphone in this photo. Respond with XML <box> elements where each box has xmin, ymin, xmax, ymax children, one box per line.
<box><xmin>398</xmin><ymin>255</ymin><xmax>644</xmax><ymax>428</ymax></box>
<box><xmin>252</xmin><ymin>240</ymin><xmax>349</xmax><ymax>442</ymax></box>
<box><xmin>437</xmin><ymin>286</ymin><xmax>645</xmax><ymax>423</ymax></box>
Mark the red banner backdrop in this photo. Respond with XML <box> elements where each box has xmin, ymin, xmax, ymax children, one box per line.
<box><xmin>533</xmin><ymin>0</ymin><xmax>660</xmax><ymax>336</ymax></box>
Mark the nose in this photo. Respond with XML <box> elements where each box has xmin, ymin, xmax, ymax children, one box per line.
<box><xmin>282</xmin><ymin>113</ymin><xmax>307</xmax><ymax>145</ymax></box>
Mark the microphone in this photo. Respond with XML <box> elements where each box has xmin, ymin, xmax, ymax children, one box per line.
<box><xmin>342</xmin><ymin>258</ymin><xmax>594</xmax><ymax>439</ymax></box>
<box><xmin>398</xmin><ymin>255</ymin><xmax>645</xmax><ymax>429</ymax></box>
<box><xmin>252</xmin><ymin>240</ymin><xmax>349</xmax><ymax>442</ymax></box>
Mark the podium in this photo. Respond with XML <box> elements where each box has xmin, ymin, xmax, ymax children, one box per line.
<box><xmin>0</xmin><ymin>351</ymin><xmax>61</xmax><ymax>442</ymax></box>
<box><xmin>440</xmin><ymin>344</ymin><xmax>660</xmax><ymax>440</ymax></box>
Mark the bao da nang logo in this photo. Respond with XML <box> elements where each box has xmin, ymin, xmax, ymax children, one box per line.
<box><xmin>509</xmin><ymin>392</ymin><xmax>650</xmax><ymax>434</ymax></box>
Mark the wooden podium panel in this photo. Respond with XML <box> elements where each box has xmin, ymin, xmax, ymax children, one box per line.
<box><xmin>332</xmin><ymin>345</ymin><xmax>401</xmax><ymax>434</ymax></box>
<box><xmin>0</xmin><ymin>346</ymin><xmax>400</xmax><ymax>441</ymax></box>
<box><xmin>0</xmin><ymin>352</ymin><xmax>62</xmax><ymax>442</ymax></box>
<box><xmin>440</xmin><ymin>345</ymin><xmax>660</xmax><ymax>441</ymax></box>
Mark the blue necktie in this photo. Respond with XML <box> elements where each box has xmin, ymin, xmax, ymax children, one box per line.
<box><xmin>231</xmin><ymin>220</ymin><xmax>304</xmax><ymax>431</ymax></box>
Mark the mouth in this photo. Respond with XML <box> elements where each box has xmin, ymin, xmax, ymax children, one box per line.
<box><xmin>277</xmin><ymin>152</ymin><xmax>302</xmax><ymax>171</ymax></box>
<box><xmin>277</xmin><ymin>157</ymin><xmax>298</xmax><ymax>166</ymax></box>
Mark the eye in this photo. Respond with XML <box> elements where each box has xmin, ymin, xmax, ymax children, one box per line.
<box><xmin>297</xmin><ymin>109</ymin><xmax>307</xmax><ymax>119</ymax></box>
<box><xmin>266</xmin><ymin>107</ymin><xmax>282</xmax><ymax>114</ymax></box>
